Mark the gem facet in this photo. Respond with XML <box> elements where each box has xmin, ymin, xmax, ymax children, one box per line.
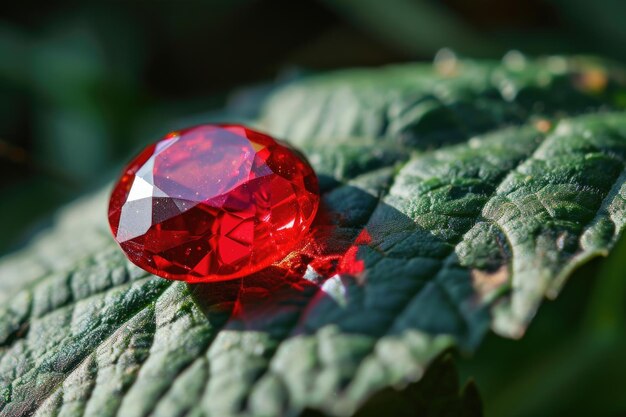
<box><xmin>108</xmin><ymin>125</ymin><xmax>319</xmax><ymax>282</ymax></box>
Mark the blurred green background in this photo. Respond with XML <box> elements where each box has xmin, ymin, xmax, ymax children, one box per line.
<box><xmin>1</xmin><ymin>1</ymin><xmax>626</xmax><ymax>416</ymax></box>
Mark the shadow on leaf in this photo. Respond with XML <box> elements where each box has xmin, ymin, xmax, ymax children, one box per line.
<box><xmin>187</xmin><ymin>179</ymin><xmax>490</xmax><ymax>415</ymax></box>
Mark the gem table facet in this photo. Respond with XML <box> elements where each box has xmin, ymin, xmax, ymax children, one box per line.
<box><xmin>108</xmin><ymin>125</ymin><xmax>319</xmax><ymax>282</ymax></box>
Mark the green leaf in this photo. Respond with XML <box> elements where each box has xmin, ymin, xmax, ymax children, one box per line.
<box><xmin>1</xmin><ymin>55</ymin><xmax>626</xmax><ymax>416</ymax></box>
<box><xmin>305</xmin><ymin>354</ymin><xmax>482</xmax><ymax>417</ymax></box>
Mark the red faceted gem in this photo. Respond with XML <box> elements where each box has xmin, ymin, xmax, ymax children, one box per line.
<box><xmin>108</xmin><ymin>125</ymin><xmax>319</xmax><ymax>283</ymax></box>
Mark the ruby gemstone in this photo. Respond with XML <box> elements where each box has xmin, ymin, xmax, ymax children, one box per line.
<box><xmin>108</xmin><ymin>125</ymin><xmax>319</xmax><ymax>283</ymax></box>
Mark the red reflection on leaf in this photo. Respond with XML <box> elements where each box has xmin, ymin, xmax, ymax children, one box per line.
<box><xmin>336</xmin><ymin>229</ymin><xmax>371</xmax><ymax>276</ymax></box>
<box><xmin>295</xmin><ymin>205</ymin><xmax>370</xmax><ymax>279</ymax></box>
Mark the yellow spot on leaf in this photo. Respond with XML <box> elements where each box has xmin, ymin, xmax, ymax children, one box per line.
<box><xmin>575</xmin><ymin>69</ymin><xmax>608</xmax><ymax>93</ymax></box>
<box><xmin>472</xmin><ymin>265</ymin><xmax>509</xmax><ymax>300</ymax></box>
<box><xmin>434</xmin><ymin>48</ymin><xmax>460</xmax><ymax>77</ymax></box>
<box><xmin>534</xmin><ymin>119</ymin><xmax>552</xmax><ymax>133</ymax></box>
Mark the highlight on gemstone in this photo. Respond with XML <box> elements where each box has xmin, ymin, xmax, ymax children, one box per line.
<box><xmin>108</xmin><ymin>124</ymin><xmax>320</xmax><ymax>283</ymax></box>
